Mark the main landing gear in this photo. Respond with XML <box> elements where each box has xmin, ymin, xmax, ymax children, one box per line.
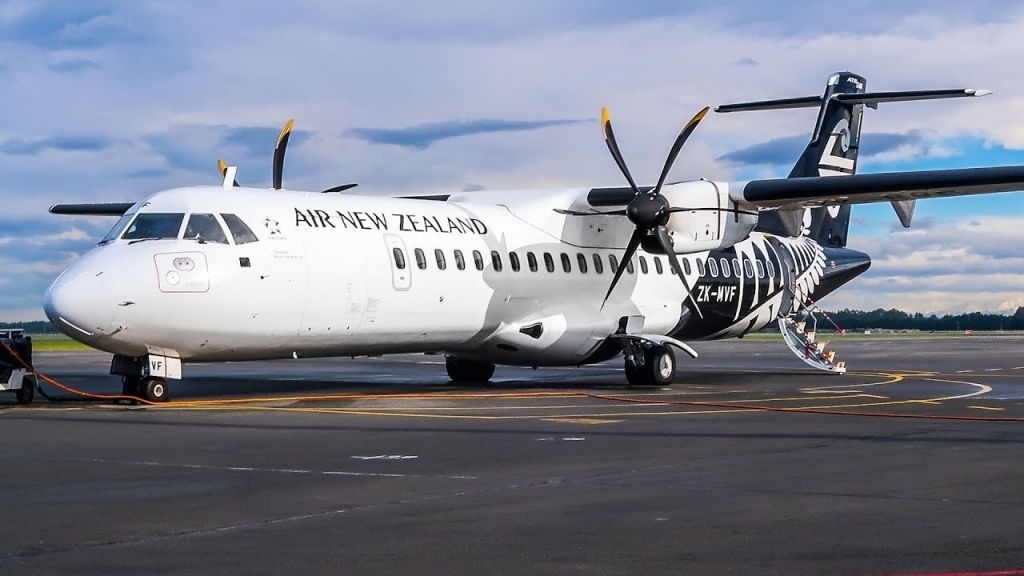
<box><xmin>122</xmin><ymin>376</ymin><xmax>170</xmax><ymax>403</ymax></box>
<box><xmin>623</xmin><ymin>344</ymin><xmax>676</xmax><ymax>387</ymax></box>
<box><xmin>446</xmin><ymin>356</ymin><xmax>495</xmax><ymax>384</ymax></box>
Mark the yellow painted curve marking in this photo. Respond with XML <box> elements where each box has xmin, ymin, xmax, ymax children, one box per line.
<box><xmin>967</xmin><ymin>405</ymin><xmax>1004</xmax><ymax>412</ymax></box>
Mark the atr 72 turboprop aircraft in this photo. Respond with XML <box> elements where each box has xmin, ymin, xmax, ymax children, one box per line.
<box><xmin>43</xmin><ymin>72</ymin><xmax>1024</xmax><ymax>402</ymax></box>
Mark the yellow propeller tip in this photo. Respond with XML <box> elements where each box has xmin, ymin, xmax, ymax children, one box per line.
<box><xmin>217</xmin><ymin>159</ymin><xmax>227</xmax><ymax>175</ymax></box>
<box><xmin>601</xmin><ymin>107</ymin><xmax>610</xmax><ymax>125</ymax></box>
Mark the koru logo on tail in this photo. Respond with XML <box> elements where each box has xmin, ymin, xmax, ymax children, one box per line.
<box><xmin>818</xmin><ymin>118</ymin><xmax>855</xmax><ymax>177</ymax></box>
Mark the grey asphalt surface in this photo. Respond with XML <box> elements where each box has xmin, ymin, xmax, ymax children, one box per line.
<box><xmin>2</xmin><ymin>335</ymin><xmax>1024</xmax><ymax>575</ymax></box>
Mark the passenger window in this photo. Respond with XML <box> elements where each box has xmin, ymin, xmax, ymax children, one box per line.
<box><xmin>577</xmin><ymin>253</ymin><xmax>588</xmax><ymax>274</ymax></box>
<box><xmin>491</xmin><ymin>251</ymin><xmax>502</xmax><ymax>272</ymax></box>
<box><xmin>683</xmin><ymin>259</ymin><xmax>691</xmax><ymax>275</ymax></box>
<box><xmin>593</xmin><ymin>254</ymin><xmax>604</xmax><ymax>274</ymax></box>
<box><xmin>221</xmin><ymin>213</ymin><xmax>259</xmax><ymax>244</ymax></box>
<box><xmin>392</xmin><ymin>247</ymin><xmax>406</xmax><ymax>270</ymax></box>
<box><xmin>473</xmin><ymin>250</ymin><xmax>484</xmax><ymax>271</ymax></box>
<box><xmin>766</xmin><ymin>259</ymin><xmax>776</xmax><ymax>277</ymax></box>
<box><xmin>720</xmin><ymin>258</ymin><xmax>731</xmax><ymax>278</ymax></box>
<box><xmin>744</xmin><ymin>260</ymin><xmax>754</xmax><ymax>278</ymax></box>
<box><xmin>708</xmin><ymin>258</ymin><xmax>718</xmax><ymax>276</ymax></box>
<box><xmin>184</xmin><ymin>213</ymin><xmax>229</xmax><ymax>244</ymax></box>
<box><xmin>543</xmin><ymin>253</ymin><xmax>555</xmax><ymax>273</ymax></box>
<box><xmin>639</xmin><ymin>256</ymin><xmax>648</xmax><ymax>274</ymax></box>
<box><xmin>560</xmin><ymin>253</ymin><xmax>571</xmax><ymax>273</ymax></box>
<box><xmin>756</xmin><ymin>261</ymin><xmax>765</xmax><ymax>278</ymax></box>
<box><xmin>654</xmin><ymin>257</ymin><xmax>664</xmax><ymax>275</ymax></box>
<box><xmin>415</xmin><ymin>248</ymin><xmax>427</xmax><ymax>270</ymax></box>
<box><xmin>123</xmin><ymin>213</ymin><xmax>185</xmax><ymax>240</ymax></box>
<box><xmin>510</xmin><ymin>252</ymin><xmax>521</xmax><ymax>272</ymax></box>
<box><xmin>527</xmin><ymin>252</ymin><xmax>538</xmax><ymax>272</ymax></box>
<box><xmin>626</xmin><ymin>258</ymin><xmax>635</xmax><ymax>274</ymax></box>
<box><xmin>697</xmin><ymin>259</ymin><xmax>705</xmax><ymax>276</ymax></box>
<box><xmin>454</xmin><ymin>249</ymin><xmax>466</xmax><ymax>270</ymax></box>
<box><xmin>609</xmin><ymin>255</ymin><xmax>619</xmax><ymax>273</ymax></box>
<box><xmin>435</xmin><ymin>249</ymin><xmax>447</xmax><ymax>270</ymax></box>
<box><xmin>733</xmin><ymin>259</ymin><xmax>742</xmax><ymax>278</ymax></box>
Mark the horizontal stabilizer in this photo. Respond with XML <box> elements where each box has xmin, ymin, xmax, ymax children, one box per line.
<box><xmin>715</xmin><ymin>95</ymin><xmax>821</xmax><ymax>113</ymax></box>
<box><xmin>716</xmin><ymin>88</ymin><xmax>989</xmax><ymax>113</ymax></box>
<box><xmin>49</xmin><ymin>202</ymin><xmax>135</xmax><ymax>216</ymax></box>
<box><xmin>736</xmin><ymin>165</ymin><xmax>1024</xmax><ymax>209</ymax></box>
<box><xmin>833</xmin><ymin>88</ymin><xmax>990</xmax><ymax>109</ymax></box>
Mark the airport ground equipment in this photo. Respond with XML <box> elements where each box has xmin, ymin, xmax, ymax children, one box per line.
<box><xmin>0</xmin><ymin>328</ymin><xmax>37</xmax><ymax>404</ymax></box>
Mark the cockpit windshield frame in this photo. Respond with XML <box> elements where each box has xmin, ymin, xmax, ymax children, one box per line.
<box><xmin>99</xmin><ymin>212</ymin><xmax>137</xmax><ymax>245</ymax></box>
<box><xmin>121</xmin><ymin>213</ymin><xmax>186</xmax><ymax>242</ymax></box>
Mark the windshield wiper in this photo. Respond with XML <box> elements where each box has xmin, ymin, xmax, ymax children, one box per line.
<box><xmin>127</xmin><ymin>237</ymin><xmax>161</xmax><ymax>245</ymax></box>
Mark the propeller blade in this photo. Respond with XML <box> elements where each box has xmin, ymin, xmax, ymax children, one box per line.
<box><xmin>601</xmin><ymin>107</ymin><xmax>641</xmax><ymax>196</ymax></box>
<box><xmin>652</xmin><ymin>107</ymin><xmax>710</xmax><ymax>196</ymax></box>
<box><xmin>654</xmin><ymin>226</ymin><xmax>703</xmax><ymax>319</ymax></box>
<box><xmin>321</xmin><ymin>183</ymin><xmax>359</xmax><ymax>193</ymax></box>
<box><xmin>218</xmin><ymin>159</ymin><xmax>239</xmax><ymax>187</ymax></box>
<box><xmin>664</xmin><ymin>206</ymin><xmax>758</xmax><ymax>216</ymax></box>
<box><xmin>601</xmin><ymin>228</ymin><xmax>644</xmax><ymax>309</ymax></box>
<box><xmin>554</xmin><ymin>208</ymin><xmax>627</xmax><ymax>216</ymax></box>
<box><xmin>272</xmin><ymin>118</ymin><xmax>294</xmax><ymax>190</ymax></box>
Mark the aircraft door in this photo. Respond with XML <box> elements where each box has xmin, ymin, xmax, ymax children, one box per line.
<box><xmin>383</xmin><ymin>234</ymin><xmax>411</xmax><ymax>291</ymax></box>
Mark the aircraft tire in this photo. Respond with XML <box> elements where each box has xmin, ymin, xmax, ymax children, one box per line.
<box><xmin>140</xmin><ymin>377</ymin><xmax>169</xmax><ymax>403</ymax></box>
<box><xmin>15</xmin><ymin>374</ymin><xmax>35</xmax><ymax>405</ymax></box>
<box><xmin>625</xmin><ymin>346</ymin><xmax>675</xmax><ymax>387</ymax></box>
<box><xmin>446</xmin><ymin>356</ymin><xmax>495</xmax><ymax>384</ymax></box>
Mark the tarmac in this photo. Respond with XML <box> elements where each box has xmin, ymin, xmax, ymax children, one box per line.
<box><xmin>2</xmin><ymin>335</ymin><xmax>1024</xmax><ymax>575</ymax></box>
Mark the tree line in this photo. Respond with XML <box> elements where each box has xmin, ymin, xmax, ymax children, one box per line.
<box><xmin>822</xmin><ymin>307</ymin><xmax>1024</xmax><ymax>332</ymax></box>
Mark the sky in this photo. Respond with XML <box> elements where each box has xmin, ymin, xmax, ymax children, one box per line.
<box><xmin>3</xmin><ymin>0</ymin><xmax>1024</xmax><ymax>320</ymax></box>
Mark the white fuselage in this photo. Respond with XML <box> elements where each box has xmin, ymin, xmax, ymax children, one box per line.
<box><xmin>44</xmin><ymin>185</ymin><xmax>817</xmax><ymax>367</ymax></box>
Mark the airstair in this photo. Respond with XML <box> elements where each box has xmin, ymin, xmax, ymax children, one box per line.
<box><xmin>778</xmin><ymin>293</ymin><xmax>847</xmax><ymax>374</ymax></box>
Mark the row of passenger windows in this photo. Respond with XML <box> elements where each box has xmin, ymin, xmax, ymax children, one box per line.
<box><xmin>392</xmin><ymin>247</ymin><xmax>776</xmax><ymax>279</ymax></box>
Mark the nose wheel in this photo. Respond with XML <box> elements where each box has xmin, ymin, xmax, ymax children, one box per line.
<box><xmin>122</xmin><ymin>376</ymin><xmax>170</xmax><ymax>403</ymax></box>
<box><xmin>624</xmin><ymin>345</ymin><xmax>676</xmax><ymax>387</ymax></box>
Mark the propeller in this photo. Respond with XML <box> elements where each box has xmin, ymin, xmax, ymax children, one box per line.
<box><xmin>219</xmin><ymin>118</ymin><xmax>359</xmax><ymax>192</ymax></box>
<box><xmin>218</xmin><ymin>159</ymin><xmax>240</xmax><ymax>187</ymax></box>
<box><xmin>590</xmin><ymin>106</ymin><xmax>711</xmax><ymax>311</ymax></box>
<box><xmin>272</xmin><ymin>119</ymin><xmax>294</xmax><ymax>190</ymax></box>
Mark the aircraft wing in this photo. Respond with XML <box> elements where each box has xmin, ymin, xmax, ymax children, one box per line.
<box><xmin>735</xmin><ymin>165</ymin><xmax>1024</xmax><ymax>208</ymax></box>
<box><xmin>49</xmin><ymin>202</ymin><xmax>135</xmax><ymax>216</ymax></box>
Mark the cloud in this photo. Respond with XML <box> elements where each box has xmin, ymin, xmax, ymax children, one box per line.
<box><xmin>47</xmin><ymin>58</ymin><xmax>99</xmax><ymax>73</ymax></box>
<box><xmin>0</xmin><ymin>134</ymin><xmax>113</xmax><ymax>155</ymax></box>
<box><xmin>735</xmin><ymin>58</ymin><xmax>758</xmax><ymax>66</ymax></box>
<box><xmin>2</xmin><ymin>4</ymin><xmax>143</xmax><ymax>48</ymax></box>
<box><xmin>219</xmin><ymin>126</ymin><xmax>313</xmax><ymax>158</ymax></box>
<box><xmin>717</xmin><ymin>131</ymin><xmax>925</xmax><ymax>167</ymax></box>
<box><xmin>124</xmin><ymin>168</ymin><xmax>170</xmax><ymax>179</ymax></box>
<box><xmin>347</xmin><ymin>118</ymin><xmax>587</xmax><ymax>149</ymax></box>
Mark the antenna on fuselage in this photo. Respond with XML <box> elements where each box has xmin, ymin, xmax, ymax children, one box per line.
<box><xmin>218</xmin><ymin>159</ymin><xmax>240</xmax><ymax>188</ymax></box>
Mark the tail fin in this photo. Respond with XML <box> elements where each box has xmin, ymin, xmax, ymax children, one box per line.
<box><xmin>753</xmin><ymin>72</ymin><xmax>866</xmax><ymax>246</ymax></box>
<box><xmin>716</xmin><ymin>72</ymin><xmax>992</xmax><ymax>246</ymax></box>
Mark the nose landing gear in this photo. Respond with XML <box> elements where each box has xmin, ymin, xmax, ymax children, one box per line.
<box><xmin>121</xmin><ymin>375</ymin><xmax>170</xmax><ymax>403</ymax></box>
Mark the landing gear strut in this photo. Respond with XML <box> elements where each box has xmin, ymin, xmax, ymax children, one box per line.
<box><xmin>624</xmin><ymin>344</ymin><xmax>676</xmax><ymax>387</ymax></box>
<box><xmin>122</xmin><ymin>375</ymin><xmax>169</xmax><ymax>403</ymax></box>
<box><xmin>446</xmin><ymin>356</ymin><xmax>495</xmax><ymax>384</ymax></box>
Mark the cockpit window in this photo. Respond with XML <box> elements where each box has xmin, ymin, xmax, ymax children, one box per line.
<box><xmin>220</xmin><ymin>213</ymin><xmax>259</xmax><ymax>244</ymax></box>
<box><xmin>183</xmin><ymin>213</ymin><xmax>229</xmax><ymax>244</ymax></box>
<box><xmin>122</xmin><ymin>213</ymin><xmax>185</xmax><ymax>241</ymax></box>
<box><xmin>99</xmin><ymin>212</ymin><xmax>136</xmax><ymax>244</ymax></box>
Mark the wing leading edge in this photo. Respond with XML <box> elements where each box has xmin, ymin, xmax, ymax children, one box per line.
<box><xmin>49</xmin><ymin>202</ymin><xmax>136</xmax><ymax>216</ymax></box>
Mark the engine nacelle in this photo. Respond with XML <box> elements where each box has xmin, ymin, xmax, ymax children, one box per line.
<box><xmin>660</xmin><ymin>180</ymin><xmax>757</xmax><ymax>254</ymax></box>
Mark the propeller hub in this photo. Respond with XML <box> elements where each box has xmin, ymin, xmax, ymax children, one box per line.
<box><xmin>626</xmin><ymin>194</ymin><xmax>671</xmax><ymax>229</ymax></box>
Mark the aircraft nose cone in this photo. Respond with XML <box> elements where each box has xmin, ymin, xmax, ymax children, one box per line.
<box><xmin>44</xmin><ymin>267</ymin><xmax>115</xmax><ymax>339</ymax></box>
